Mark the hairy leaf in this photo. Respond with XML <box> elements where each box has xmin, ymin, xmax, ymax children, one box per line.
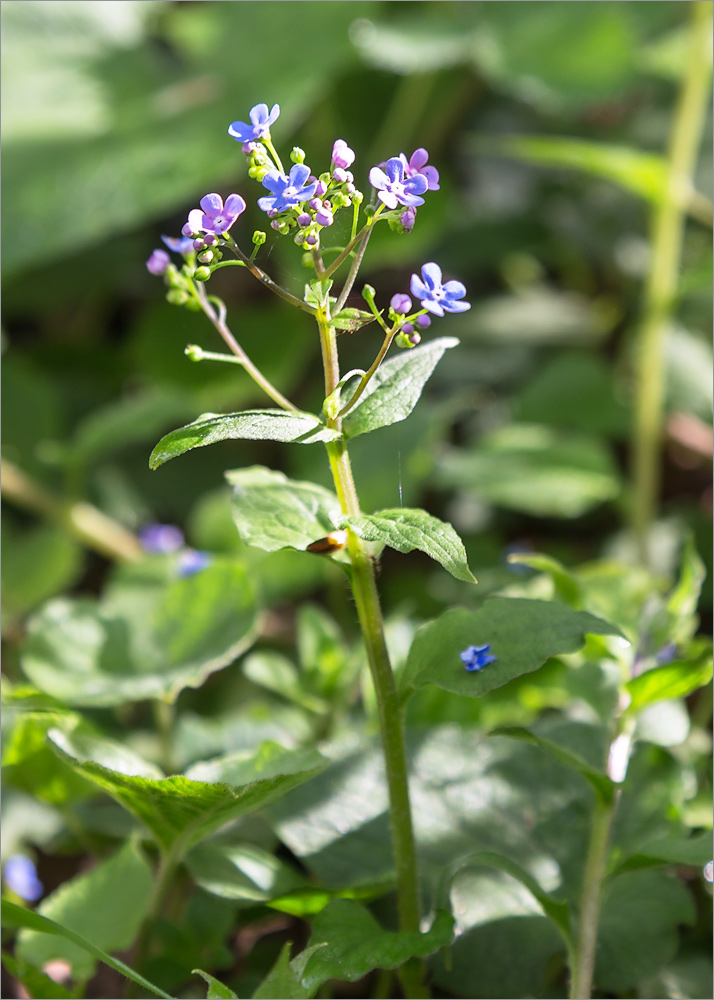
<box><xmin>342</xmin><ymin>337</ymin><xmax>458</xmax><ymax>438</ymax></box>
<box><xmin>342</xmin><ymin>508</ymin><xmax>476</xmax><ymax>583</ymax></box>
<box><xmin>150</xmin><ymin>410</ymin><xmax>339</xmax><ymax>469</ymax></box>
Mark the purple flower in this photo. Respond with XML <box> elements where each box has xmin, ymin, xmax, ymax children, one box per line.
<box><xmin>3</xmin><ymin>855</ymin><xmax>43</xmax><ymax>901</ymax></box>
<box><xmin>177</xmin><ymin>549</ymin><xmax>211</xmax><ymax>577</ymax></box>
<box><xmin>390</xmin><ymin>293</ymin><xmax>412</xmax><ymax>314</ymax></box>
<box><xmin>400</xmin><ymin>148</ymin><xmax>440</xmax><ymax>191</ymax></box>
<box><xmin>410</xmin><ymin>262</ymin><xmax>471</xmax><ymax>317</ymax></box>
<box><xmin>315</xmin><ymin>206</ymin><xmax>334</xmax><ymax>227</ymax></box>
<box><xmin>146</xmin><ymin>249</ymin><xmax>170</xmax><ymax>276</ymax></box>
<box><xmin>228</xmin><ymin>103</ymin><xmax>280</xmax><ymax>142</ymax></box>
<box><xmin>257</xmin><ymin>164</ymin><xmax>317</xmax><ymax>213</ymax></box>
<box><xmin>416</xmin><ymin>313</ymin><xmax>431</xmax><ymax>329</ymax></box>
<box><xmin>161</xmin><ymin>234</ymin><xmax>194</xmax><ymax>254</ymax></box>
<box><xmin>369</xmin><ymin>157</ymin><xmax>427</xmax><ymax>210</ymax></box>
<box><xmin>460</xmin><ymin>644</ymin><xmax>497</xmax><ymax>672</ymax></box>
<box><xmin>182</xmin><ymin>193</ymin><xmax>246</xmax><ymax>238</ymax></box>
<box><xmin>139</xmin><ymin>523</ymin><xmax>185</xmax><ymax>554</ymax></box>
<box><xmin>332</xmin><ymin>139</ymin><xmax>356</xmax><ymax>169</ymax></box>
<box><xmin>400</xmin><ymin>207</ymin><xmax>417</xmax><ymax>233</ymax></box>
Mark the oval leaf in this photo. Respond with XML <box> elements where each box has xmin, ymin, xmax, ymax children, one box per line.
<box><xmin>150</xmin><ymin>410</ymin><xmax>339</xmax><ymax>469</ymax></box>
<box><xmin>402</xmin><ymin>598</ymin><xmax>622</xmax><ymax>698</ymax></box>
<box><xmin>227</xmin><ymin>467</ymin><xmax>343</xmax><ymax>553</ymax></box>
<box><xmin>625</xmin><ymin>646</ymin><xmax>713</xmax><ymax>715</ymax></box>
<box><xmin>342</xmin><ymin>337</ymin><xmax>458</xmax><ymax>439</ymax></box>
<box><xmin>341</xmin><ymin>508</ymin><xmax>476</xmax><ymax>583</ymax></box>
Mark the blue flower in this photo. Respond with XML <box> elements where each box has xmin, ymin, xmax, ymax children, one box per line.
<box><xmin>177</xmin><ymin>549</ymin><xmax>211</xmax><ymax>577</ymax></box>
<box><xmin>182</xmin><ymin>193</ymin><xmax>246</xmax><ymax>237</ymax></box>
<box><xmin>400</xmin><ymin>148</ymin><xmax>440</xmax><ymax>191</ymax></box>
<box><xmin>139</xmin><ymin>523</ymin><xmax>184</xmax><ymax>554</ymax></box>
<box><xmin>3</xmin><ymin>854</ymin><xmax>43</xmax><ymax>901</ymax></box>
<box><xmin>257</xmin><ymin>164</ymin><xmax>317</xmax><ymax>213</ymax></box>
<box><xmin>460</xmin><ymin>644</ymin><xmax>497</xmax><ymax>672</ymax></box>
<box><xmin>228</xmin><ymin>103</ymin><xmax>280</xmax><ymax>142</ymax></box>
<box><xmin>161</xmin><ymin>234</ymin><xmax>194</xmax><ymax>254</ymax></box>
<box><xmin>369</xmin><ymin>157</ymin><xmax>427</xmax><ymax>210</ymax></box>
<box><xmin>410</xmin><ymin>262</ymin><xmax>471</xmax><ymax>317</ymax></box>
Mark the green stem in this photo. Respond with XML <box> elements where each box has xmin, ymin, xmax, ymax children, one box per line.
<box><xmin>193</xmin><ymin>284</ymin><xmax>299</xmax><ymax>411</ymax></box>
<box><xmin>154</xmin><ymin>698</ymin><xmax>176</xmax><ymax>775</ymax></box>
<box><xmin>631</xmin><ymin>0</ymin><xmax>712</xmax><ymax>566</ymax></box>
<box><xmin>323</xmin><ymin>206</ymin><xmax>384</xmax><ymax>281</ymax></box>
<box><xmin>128</xmin><ymin>844</ymin><xmax>182</xmax><ymax>990</ymax></box>
<box><xmin>334</xmin><ymin>227</ymin><xmax>375</xmax><ymax>315</ymax></box>
<box><xmin>318</xmin><ymin>319</ymin><xmax>427</xmax><ymax>999</ymax></box>
<box><xmin>338</xmin><ymin>328</ymin><xmax>397</xmax><ymax>418</ymax></box>
<box><xmin>224</xmin><ymin>236</ymin><xmax>316</xmax><ymax>314</ymax></box>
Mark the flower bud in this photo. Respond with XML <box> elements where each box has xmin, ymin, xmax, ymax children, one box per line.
<box><xmin>194</xmin><ymin>266</ymin><xmax>211</xmax><ymax>282</ymax></box>
<box><xmin>306</xmin><ymin>234</ymin><xmax>318</xmax><ymax>246</ymax></box>
<box><xmin>315</xmin><ymin>179</ymin><xmax>328</xmax><ymax>197</ymax></box>
<box><xmin>193</xmin><ymin>237</ymin><xmax>205</xmax><ymax>250</ymax></box>
<box><xmin>242</xmin><ymin>141</ymin><xmax>259</xmax><ymax>155</ymax></box>
<box><xmin>361</xmin><ymin>284</ymin><xmax>376</xmax><ymax>305</ymax></box>
<box><xmin>416</xmin><ymin>313</ymin><xmax>432</xmax><ymax>329</ymax></box>
<box><xmin>249</xmin><ymin>164</ymin><xmax>270</xmax><ymax>181</ymax></box>
<box><xmin>332</xmin><ymin>167</ymin><xmax>348</xmax><ymax>184</ymax></box>
<box><xmin>290</xmin><ymin>146</ymin><xmax>306</xmax><ymax>164</ymax></box>
<box><xmin>390</xmin><ymin>293</ymin><xmax>412</xmax><ymax>315</ymax></box>
<box><xmin>252</xmin><ymin>230</ymin><xmax>267</xmax><ymax>245</ymax></box>
<box><xmin>332</xmin><ymin>139</ymin><xmax>356</xmax><ymax>169</ymax></box>
<box><xmin>315</xmin><ymin>208</ymin><xmax>334</xmax><ymax>227</ymax></box>
<box><xmin>184</xmin><ymin>344</ymin><xmax>204</xmax><ymax>361</ymax></box>
<box><xmin>401</xmin><ymin>322</ymin><xmax>414</xmax><ymax>335</ymax></box>
<box><xmin>309</xmin><ymin>198</ymin><xmax>322</xmax><ymax>211</ymax></box>
<box><xmin>297</xmin><ymin>212</ymin><xmax>311</xmax><ymax>227</ymax></box>
<box><xmin>167</xmin><ymin>289</ymin><xmax>189</xmax><ymax>306</ymax></box>
<box><xmin>395</xmin><ymin>330</ymin><xmax>421</xmax><ymax>349</ymax></box>
<box><xmin>197</xmin><ymin>250</ymin><xmax>214</xmax><ymax>264</ymax></box>
<box><xmin>146</xmin><ymin>249</ymin><xmax>170</xmax><ymax>275</ymax></box>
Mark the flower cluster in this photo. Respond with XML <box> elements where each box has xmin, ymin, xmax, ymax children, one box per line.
<box><xmin>460</xmin><ymin>644</ymin><xmax>497</xmax><ymax>672</ymax></box>
<box><xmin>146</xmin><ymin>100</ymin><xmax>471</xmax><ymax>351</ymax></box>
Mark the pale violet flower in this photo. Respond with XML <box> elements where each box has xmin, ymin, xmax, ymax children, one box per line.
<box><xmin>228</xmin><ymin>103</ymin><xmax>280</xmax><ymax>142</ymax></box>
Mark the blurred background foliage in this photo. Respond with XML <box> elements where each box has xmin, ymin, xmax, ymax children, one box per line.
<box><xmin>1</xmin><ymin>2</ymin><xmax>712</xmax><ymax>998</ymax></box>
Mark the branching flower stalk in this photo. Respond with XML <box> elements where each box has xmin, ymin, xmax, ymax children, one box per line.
<box><xmin>147</xmin><ymin>108</ymin><xmax>468</xmax><ymax>997</ymax></box>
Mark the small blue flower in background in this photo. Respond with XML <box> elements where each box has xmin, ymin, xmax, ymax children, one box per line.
<box><xmin>369</xmin><ymin>157</ymin><xmax>427</xmax><ymax>210</ymax></box>
<box><xmin>161</xmin><ymin>234</ymin><xmax>195</xmax><ymax>254</ymax></box>
<box><xmin>228</xmin><ymin>103</ymin><xmax>280</xmax><ymax>142</ymax></box>
<box><xmin>460</xmin><ymin>644</ymin><xmax>497</xmax><ymax>672</ymax></box>
<box><xmin>3</xmin><ymin>854</ymin><xmax>43</xmax><ymax>901</ymax></box>
<box><xmin>182</xmin><ymin>193</ymin><xmax>246</xmax><ymax>238</ymax></box>
<box><xmin>146</xmin><ymin>249</ymin><xmax>170</xmax><ymax>275</ymax></box>
<box><xmin>139</xmin><ymin>523</ymin><xmax>185</xmax><ymax>554</ymax></box>
<box><xmin>655</xmin><ymin>643</ymin><xmax>678</xmax><ymax>665</ymax></box>
<box><xmin>411</xmin><ymin>262</ymin><xmax>471</xmax><ymax>316</ymax></box>
<box><xmin>258</xmin><ymin>164</ymin><xmax>317</xmax><ymax>213</ymax></box>
<box><xmin>400</xmin><ymin>148</ymin><xmax>440</xmax><ymax>191</ymax></box>
<box><xmin>177</xmin><ymin>549</ymin><xmax>212</xmax><ymax>577</ymax></box>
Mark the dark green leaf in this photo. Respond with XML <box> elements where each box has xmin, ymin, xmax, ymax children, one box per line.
<box><xmin>21</xmin><ymin>558</ymin><xmax>258</xmax><ymax>706</ymax></box>
<box><xmin>193</xmin><ymin>970</ymin><xmax>238</xmax><ymax>999</ymax></box>
<box><xmin>227</xmin><ymin>467</ymin><xmax>343</xmax><ymax>554</ymax></box>
<box><xmin>342</xmin><ymin>508</ymin><xmax>476</xmax><ymax>583</ymax></box>
<box><xmin>252</xmin><ymin>942</ymin><xmax>318</xmax><ymax>1000</ymax></box>
<box><xmin>626</xmin><ymin>646</ymin><xmax>713</xmax><ymax>714</ymax></box>
<box><xmin>1</xmin><ymin>900</ymin><xmax>172</xmax><ymax>1000</ymax></box>
<box><xmin>402</xmin><ymin>598</ymin><xmax>622</xmax><ymax>698</ymax></box>
<box><xmin>186</xmin><ymin>842</ymin><xmax>305</xmax><ymax>904</ymax></box>
<box><xmin>489</xmin><ymin>727</ymin><xmax>614</xmax><ymax>802</ymax></box>
<box><xmin>16</xmin><ymin>841</ymin><xmax>153</xmax><ymax>983</ymax></box>
<box><xmin>48</xmin><ymin>730</ymin><xmax>326</xmax><ymax>855</ymax></box>
<box><xmin>301</xmin><ymin>900</ymin><xmax>453</xmax><ymax>989</ymax></box>
<box><xmin>613</xmin><ymin>831</ymin><xmax>714</xmax><ymax>876</ymax></box>
<box><xmin>1</xmin><ymin>952</ymin><xmax>76</xmax><ymax>1000</ymax></box>
<box><xmin>437</xmin><ymin>850</ymin><xmax>572</xmax><ymax>943</ymax></box>
<box><xmin>150</xmin><ymin>410</ymin><xmax>339</xmax><ymax>469</ymax></box>
<box><xmin>1</xmin><ymin>524</ymin><xmax>83</xmax><ymax>633</ymax></box>
<box><xmin>342</xmin><ymin>337</ymin><xmax>458</xmax><ymax>439</ymax></box>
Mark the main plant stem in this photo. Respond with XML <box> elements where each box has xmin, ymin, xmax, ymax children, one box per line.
<box><xmin>631</xmin><ymin>0</ymin><xmax>711</xmax><ymax>566</ymax></box>
<box><xmin>319</xmin><ymin>315</ymin><xmax>427</xmax><ymax>998</ymax></box>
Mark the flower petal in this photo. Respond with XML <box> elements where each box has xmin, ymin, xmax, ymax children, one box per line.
<box><xmin>250</xmin><ymin>103</ymin><xmax>270</xmax><ymax>125</ymax></box>
<box><xmin>199</xmin><ymin>193</ymin><xmax>223</xmax><ymax>215</ymax></box>
<box><xmin>224</xmin><ymin>193</ymin><xmax>247</xmax><ymax>220</ymax></box>
<box><xmin>421</xmin><ymin>262</ymin><xmax>443</xmax><ymax>289</ymax></box>
<box><xmin>369</xmin><ymin>166</ymin><xmax>389</xmax><ymax>189</ymax></box>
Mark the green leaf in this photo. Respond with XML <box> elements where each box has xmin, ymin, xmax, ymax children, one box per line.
<box><xmin>1</xmin><ymin>524</ymin><xmax>83</xmax><ymax>633</ymax></box>
<box><xmin>402</xmin><ymin>598</ymin><xmax>622</xmax><ymax>699</ymax></box>
<box><xmin>484</xmin><ymin>135</ymin><xmax>668</xmax><ymax>204</ymax></box>
<box><xmin>20</xmin><ymin>558</ymin><xmax>258</xmax><ymax>706</ymax></box>
<box><xmin>242</xmin><ymin>652</ymin><xmax>329</xmax><ymax>714</ymax></box>
<box><xmin>341</xmin><ymin>508</ymin><xmax>476</xmax><ymax>583</ymax></box>
<box><xmin>301</xmin><ymin>900</ymin><xmax>454</xmax><ymax>990</ymax></box>
<box><xmin>186</xmin><ymin>842</ymin><xmax>306</xmax><ymax>904</ymax></box>
<box><xmin>438</xmin><ymin>424</ymin><xmax>621</xmax><ymax>518</ymax></box>
<box><xmin>48</xmin><ymin>730</ymin><xmax>326</xmax><ymax>855</ymax></box>
<box><xmin>613</xmin><ymin>831</ymin><xmax>714</xmax><ymax>876</ymax></box>
<box><xmin>1</xmin><ymin>899</ymin><xmax>172</xmax><ymax>1000</ymax></box>
<box><xmin>342</xmin><ymin>337</ymin><xmax>458</xmax><ymax>439</ymax></box>
<box><xmin>193</xmin><ymin>970</ymin><xmax>238</xmax><ymax>999</ymax></box>
<box><xmin>150</xmin><ymin>410</ymin><xmax>339</xmax><ymax>469</ymax></box>
<box><xmin>227</xmin><ymin>467</ymin><xmax>343</xmax><ymax>554</ymax></box>
<box><xmin>667</xmin><ymin>537</ymin><xmax>707</xmax><ymax>643</ymax></box>
<box><xmin>1</xmin><ymin>951</ymin><xmax>76</xmax><ymax>1000</ymax></box>
<box><xmin>489</xmin><ymin>727</ymin><xmax>614</xmax><ymax>803</ymax></box>
<box><xmin>595</xmin><ymin>869</ymin><xmax>695</xmax><ymax>992</ymax></box>
<box><xmin>625</xmin><ymin>646</ymin><xmax>713</xmax><ymax>715</ymax></box>
<box><xmin>505</xmin><ymin>551</ymin><xmax>583</xmax><ymax>607</ymax></box>
<box><xmin>1</xmin><ymin>711</ymin><xmax>93</xmax><ymax>806</ymax></box>
<box><xmin>437</xmin><ymin>850</ymin><xmax>572</xmax><ymax>944</ymax></box>
<box><xmin>16</xmin><ymin>840</ymin><xmax>153</xmax><ymax>983</ymax></box>
<box><xmin>252</xmin><ymin>942</ymin><xmax>318</xmax><ymax>999</ymax></box>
